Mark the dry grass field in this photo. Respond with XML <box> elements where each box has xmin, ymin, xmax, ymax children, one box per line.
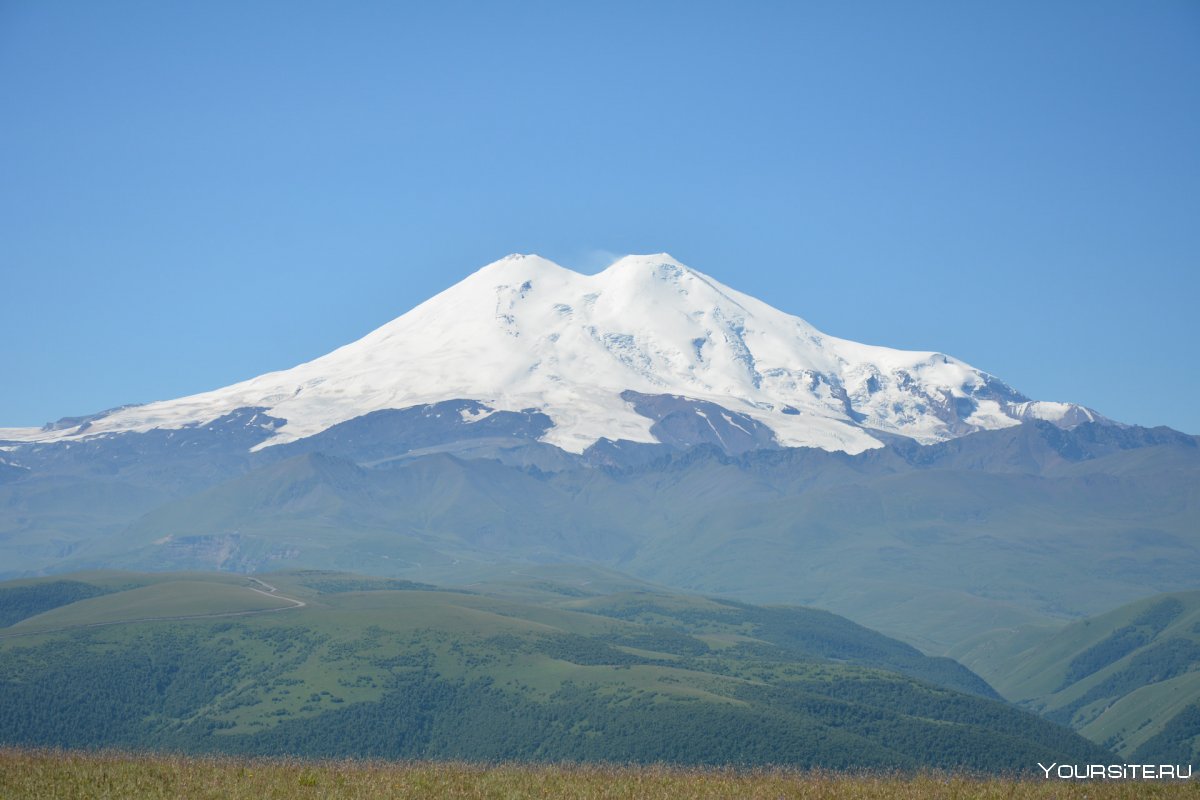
<box><xmin>0</xmin><ymin>748</ymin><xmax>1195</xmax><ymax>800</ymax></box>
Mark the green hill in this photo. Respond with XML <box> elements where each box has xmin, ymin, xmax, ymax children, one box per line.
<box><xmin>0</xmin><ymin>569</ymin><xmax>1109</xmax><ymax>772</ymax></box>
<box><xmin>948</xmin><ymin>591</ymin><xmax>1200</xmax><ymax>759</ymax></box>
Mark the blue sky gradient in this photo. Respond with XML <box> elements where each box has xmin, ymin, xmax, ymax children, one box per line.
<box><xmin>2</xmin><ymin>1</ymin><xmax>1198</xmax><ymax>432</ymax></box>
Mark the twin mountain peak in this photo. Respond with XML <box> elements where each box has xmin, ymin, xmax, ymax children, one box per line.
<box><xmin>3</xmin><ymin>253</ymin><xmax>1105</xmax><ymax>456</ymax></box>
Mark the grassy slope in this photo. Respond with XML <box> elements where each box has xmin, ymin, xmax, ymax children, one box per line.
<box><xmin>948</xmin><ymin>591</ymin><xmax>1200</xmax><ymax>758</ymax></box>
<box><xmin>7</xmin><ymin>580</ymin><xmax>294</xmax><ymax>633</ymax></box>
<box><xmin>5</xmin><ymin>749</ymin><xmax>1195</xmax><ymax>800</ymax></box>
<box><xmin>0</xmin><ymin>570</ymin><xmax>1109</xmax><ymax>772</ymax></box>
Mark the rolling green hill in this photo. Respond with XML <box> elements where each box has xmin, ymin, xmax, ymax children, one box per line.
<box><xmin>948</xmin><ymin>591</ymin><xmax>1200</xmax><ymax>760</ymax></box>
<box><xmin>0</xmin><ymin>569</ymin><xmax>1110</xmax><ymax>772</ymax></box>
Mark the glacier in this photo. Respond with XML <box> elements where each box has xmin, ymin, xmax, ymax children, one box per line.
<box><xmin>0</xmin><ymin>253</ymin><xmax>1106</xmax><ymax>454</ymax></box>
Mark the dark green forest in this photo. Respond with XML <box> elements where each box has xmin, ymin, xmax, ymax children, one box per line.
<box><xmin>0</xmin><ymin>625</ymin><xmax>1109</xmax><ymax>771</ymax></box>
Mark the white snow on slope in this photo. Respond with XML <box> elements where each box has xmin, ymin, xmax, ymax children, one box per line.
<box><xmin>0</xmin><ymin>254</ymin><xmax>1105</xmax><ymax>453</ymax></box>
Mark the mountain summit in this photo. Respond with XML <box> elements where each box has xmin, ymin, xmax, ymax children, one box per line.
<box><xmin>1</xmin><ymin>253</ymin><xmax>1105</xmax><ymax>454</ymax></box>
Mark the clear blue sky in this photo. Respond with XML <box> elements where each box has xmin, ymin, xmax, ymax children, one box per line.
<box><xmin>2</xmin><ymin>1</ymin><xmax>1197</xmax><ymax>433</ymax></box>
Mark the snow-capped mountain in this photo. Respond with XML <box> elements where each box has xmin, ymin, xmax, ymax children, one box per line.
<box><xmin>0</xmin><ymin>253</ymin><xmax>1105</xmax><ymax>455</ymax></box>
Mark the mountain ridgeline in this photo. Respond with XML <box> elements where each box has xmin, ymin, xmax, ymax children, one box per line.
<box><xmin>0</xmin><ymin>253</ymin><xmax>1110</xmax><ymax>456</ymax></box>
<box><xmin>2</xmin><ymin>408</ymin><xmax>1196</xmax><ymax>653</ymax></box>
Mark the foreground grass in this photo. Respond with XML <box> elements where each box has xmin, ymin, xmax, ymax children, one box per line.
<box><xmin>0</xmin><ymin>748</ymin><xmax>1195</xmax><ymax>799</ymax></box>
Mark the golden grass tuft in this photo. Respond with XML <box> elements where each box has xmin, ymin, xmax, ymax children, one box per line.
<box><xmin>0</xmin><ymin>747</ymin><xmax>1194</xmax><ymax>799</ymax></box>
